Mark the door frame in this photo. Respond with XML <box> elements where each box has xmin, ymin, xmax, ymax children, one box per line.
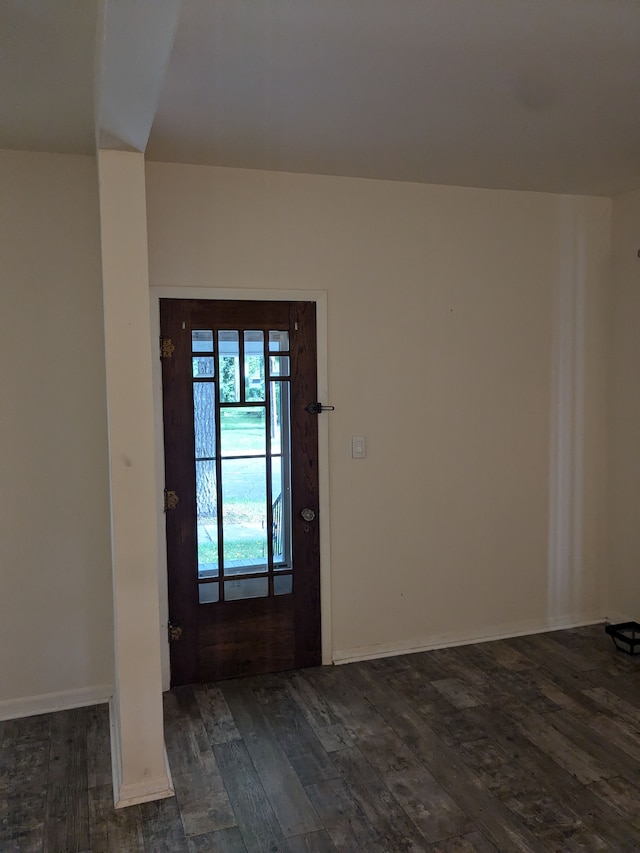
<box><xmin>150</xmin><ymin>286</ymin><xmax>332</xmax><ymax>690</ymax></box>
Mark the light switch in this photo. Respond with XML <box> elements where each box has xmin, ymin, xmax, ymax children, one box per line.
<box><xmin>352</xmin><ymin>435</ymin><xmax>366</xmax><ymax>458</ymax></box>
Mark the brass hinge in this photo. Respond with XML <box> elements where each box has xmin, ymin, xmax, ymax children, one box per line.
<box><xmin>160</xmin><ymin>337</ymin><xmax>175</xmax><ymax>358</ymax></box>
<box><xmin>164</xmin><ymin>489</ymin><xmax>179</xmax><ymax>511</ymax></box>
<box><xmin>168</xmin><ymin>622</ymin><xmax>183</xmax><ymax>642</ymax></box>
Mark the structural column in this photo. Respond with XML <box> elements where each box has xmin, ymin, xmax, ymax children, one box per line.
<box><xmin>98</xmin><ymin>149</ymin><xmax>173</xmax><ymax>808</ymax></box>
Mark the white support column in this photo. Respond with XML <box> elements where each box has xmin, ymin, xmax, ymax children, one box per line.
<box><xmin>98</xmin><ymin>149</ymin><xmax>173</xmax><ymax>808</ymax></box>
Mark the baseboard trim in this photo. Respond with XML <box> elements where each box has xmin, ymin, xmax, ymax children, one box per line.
<box><xmin>332</xmin><ymin>614</ymin><xmax>607</xmax><ymax>665</ymax></box>
<box><xmin>114</xmin><ymin>765</ymin><xmax>174</xmax><ymax>810</ymax></box>
<box><xmin>0</xmin><ymin>684</ymin><xmax>113</xmax><ymax>722</ymax></box>
<box><xmin>109</xmin><ymin>696</ymin><xmax>175</xmax><ymax>809</ymax></box>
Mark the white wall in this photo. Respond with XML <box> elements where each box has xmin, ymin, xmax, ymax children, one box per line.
<box><xmin>609</xmin><ymin>190</ymin><xmax>640</xmax><ymax>618</ymax></box>
<box><xmin>146</xmin><ymin>164</ymin><xmax>611</xmax><ymax>661</ymax></box>
<box><xmin>0</xmin><ymin>150</ymin><xmax>113</xmax><ymax>712</ymax></box>
<box><xmin>0</xmin><ymin>150</ymin><xmax>613</xmax><ymax>710</ymax></box>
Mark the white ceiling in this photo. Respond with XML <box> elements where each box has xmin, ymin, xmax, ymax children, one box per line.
<box><xmin>3</xmin><ymin>0</ymin><xmax>640</xmax><ymax>196</ymax></box>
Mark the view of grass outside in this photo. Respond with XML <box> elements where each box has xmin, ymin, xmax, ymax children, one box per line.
<box><xmin>196</xmin><ymin>406</ymin><xmax>283</xmax><ymax>572</ymax></box>
<box><xmin>198</xmin><ymin>539</ymin><xmax>265</xmax><ymax>564</ymax></box>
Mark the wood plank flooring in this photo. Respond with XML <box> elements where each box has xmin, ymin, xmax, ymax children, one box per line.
<box><xmin>2</xmin><ymin>625</ymin><xmax>640</xmax><ymax>851</ymax></box>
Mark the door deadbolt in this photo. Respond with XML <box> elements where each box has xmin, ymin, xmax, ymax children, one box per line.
<box><xmin>301</xmin><ymin>508</ymin><xmax>316</xmax><ymax>522</ymax></box>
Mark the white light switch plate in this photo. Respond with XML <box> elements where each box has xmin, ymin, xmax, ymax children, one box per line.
<box><xmin>352</xmin><ymin>435</ymin><xmax>366</xmax><ymax>458</ymax></box>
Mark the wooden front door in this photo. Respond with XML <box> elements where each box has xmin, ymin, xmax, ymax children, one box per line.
<box><xmin>160</xmin><ymin>299</ymin><xmax>321</xmax><ymax>686</ymax></box>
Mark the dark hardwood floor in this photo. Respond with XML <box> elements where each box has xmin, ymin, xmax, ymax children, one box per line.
<box><xmin>2</xmin><ymin>625</ymin><xmax>640</xmax><ymax>851</ymax></box>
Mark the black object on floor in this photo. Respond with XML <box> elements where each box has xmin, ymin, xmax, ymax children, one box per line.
<box><xmin>605</xmin><ymin>621</ymin><xmax>640</xmax><ymax>655</ymax></box>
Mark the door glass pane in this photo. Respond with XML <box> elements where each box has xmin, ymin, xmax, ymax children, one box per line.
<box><xmin>269</xmin><ymin>356</ymin><xmax>289</xmax><ymax>377</ymax></box>
<box><xmin>192</xmin><ymin>330</ymin><xmax>214</xmax><ymax>352</ymax></box>
<box><xmin>220</xmin><ymin>408</ymin><xmax>265</xmax><ymax>457</ymax></box>
<box><xmin>271</xmin><ymin>457</ymin><xmax>286</xmax><ymax>566</ymax></box>
<box><xmin>193</xmin><ymin>382</ymin><xmax>216</xmax><ymax>458</ymax></box>
<box><xmin>198</xmin><ymin>582</ymin><xmax>219</xmax><ymax>604</ymax></box>
<box><xmin>225</xmin><ymin>577</ymin><xmax>268</xmax><ymax>600</ymax></box>
<box><xmin>219</xmin><ymin>331</ymin><xmax>240</xmax><ymax>402</ymax></box>
<box><xmin>196</xmin><ymin>460</ymin><xmax>218</xmax><ymax>578</ymax></box>
<box><xmin>270</xmin><ymin>382</ymin><xmax>287</xmax><ymax>457</ymax></box>
<box><xmin>274</xmin><ymin>575</ymin><xmax>293</xmax><ymax>596</ymax></box>
<box><xmin>270</xmin><ymin>382</ymin><xmax>291</xmax><ymax>568</ymax></box>
<box><xmin>269</xmin><ymin>330</ymin><xmax>289</xmax><ymax>352</ymax></box>
<box><xmin>221</xmin><ymin>457</ymin><xmax>268</xmax><ymax>574</ymax></box>
<box><xmin>193</xmin><ymin>357</ymin><xmax>214</xmax><ymax>377</ymax></box>
<box><xmin>244</xmin><ymin>331</ymin><xmax>265</xmax><ymax>401</ymax></box>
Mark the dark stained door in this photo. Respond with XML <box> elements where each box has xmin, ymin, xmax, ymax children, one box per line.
<box><xmin>160</xmin><ymin>299</ymin><xmax>321</xmax><ymax>686</ymax></box>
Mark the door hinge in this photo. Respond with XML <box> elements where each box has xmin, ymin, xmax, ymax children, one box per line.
<box><xmin>164</xmin><ymin>489</ymin><xmax>180</xmax><ymax>511</ymax></box>
<box><xmin>168</xmin><ymin>622</ymin><xmax>183</xmax><ymax>642</ymax></box>
<box><xmin>160</xmin><ymin>337</ymin><xmax>175</xmax><ymax>358</ymax></box>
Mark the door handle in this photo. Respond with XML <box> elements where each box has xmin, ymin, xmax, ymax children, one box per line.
<box><xmin>305</xmin><ymin>402</ymin><xmax>335</xmax><ymax>414</ymax></box>
<box><xmin>301</xmin><ymin>508</ymin><xmax>316</xmax><ymax>522</ymax></box>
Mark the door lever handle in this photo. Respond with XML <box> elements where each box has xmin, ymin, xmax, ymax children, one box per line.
<box><xmin>305</xmin><ymin>402</ymin><xmax>335</xmax><ymax>414</ymax></box>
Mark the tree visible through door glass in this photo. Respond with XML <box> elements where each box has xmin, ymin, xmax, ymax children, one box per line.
<box><xmin>244</xmin><ymin>331</ymin><xmax>265</xmax><ymax>401</ymax></box>
<box><xmin>219</xmin><ymin>331</ymin><xmax>240</xmax><ymax>402</ymax></box>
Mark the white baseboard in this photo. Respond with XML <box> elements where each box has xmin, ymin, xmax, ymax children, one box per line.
<box><xmin>114</xmin><ymin>766</ymin><xmax>174</xmax><ymax>810</ymax></box>
<box><xmin>109</xmin><ymin>696</ymin><xmax>123</xmax><ymax>806</ymax></box>
<box><xmin>109</xmin><ymin>696</ymin><xmax>175</xmax><ymax>809</ymax></box>
<box><xmin>332</xmin><ymin>613</ymin><xmax>607</xmax><ymax>665</ymax></box>
<box><xmin>0</xmin><ymin>684</ymin><xmax>113</xmax><ymax>722</ymax></box>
